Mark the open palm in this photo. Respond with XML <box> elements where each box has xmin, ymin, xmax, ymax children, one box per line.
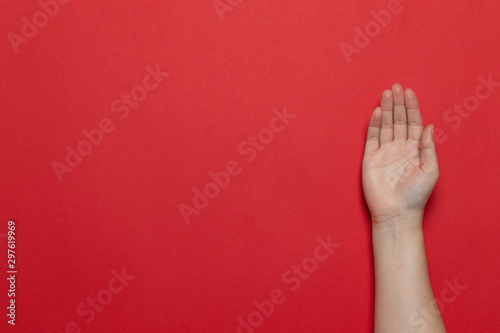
<box><xmin>362</xmin><ymin>84</ymin><xmax>439</xmax><ymax>225</ymax></box>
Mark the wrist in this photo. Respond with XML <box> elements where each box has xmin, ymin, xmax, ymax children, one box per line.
<box><xmin>372</xmin><ymin>214</ymin><xmax>427</xmax><ymax>264</ymax></box>
<box><xmin>371</xmin><ymin>212</ymin><xmax>424</xmax><ymax>238</ymax></box>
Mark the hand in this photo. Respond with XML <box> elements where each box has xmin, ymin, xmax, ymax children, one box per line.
<box><xmin>362</xmin><ymin>84</ymin><xmax>439</xmax><ymax>227</ymax></box>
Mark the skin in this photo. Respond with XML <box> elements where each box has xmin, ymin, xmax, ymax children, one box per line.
<box><xmin>362</xmin><ymin>83</ymin><xmax>446</xmax><ymax>332</ymax></box>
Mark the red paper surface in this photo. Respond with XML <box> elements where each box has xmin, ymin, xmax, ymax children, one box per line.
<box><xmin>1</xmin><ymin>0</ymin><xmax>499</xmax><ymax>332</ymax></box>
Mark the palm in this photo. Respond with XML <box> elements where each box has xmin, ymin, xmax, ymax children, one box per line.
<box><xmin>362</xmin><ymin>85</ymin><xmax>439</xmax><ymax>224</ymax></box>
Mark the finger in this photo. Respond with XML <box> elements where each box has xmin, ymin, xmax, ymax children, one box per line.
<box><xmin>392</xmin><ymin>83</ymin><xmax>407</xmax><ymax>140</ymax></box>
<box><xmin>380</xmin><ymin>89</ymin><xmax>394</xmax><ymax>145</ymax></box>
<box><xmin>419</xmin><ymin>124</ymin><xmax>439</xmax><ymax>178</ymax></box>
<box><xmin>405</xmin><ymin>88</ymin><xmax>424</xmax><ymax>141</ymax></box>
<box><xmin>364</xmin><ymin>107</ymin><xmax>382</xmax><ymax>157</ymax></box>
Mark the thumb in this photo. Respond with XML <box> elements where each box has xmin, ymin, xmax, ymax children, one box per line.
<box><xmin>419</xmin><ymin>124</ymin><xmax>439</xmax><ymax>176</ymax></box>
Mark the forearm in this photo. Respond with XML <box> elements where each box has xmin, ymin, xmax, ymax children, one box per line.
<box><xmin>372</xmin><ymin>215</ymin><xmax>446</xmax><ymax>333</ymax></box>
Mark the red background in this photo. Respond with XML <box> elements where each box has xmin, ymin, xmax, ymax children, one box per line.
<box><xmin>1</xmin><ymin>0</ymin><xmax>500</xmax><ymax>332</ymax></box>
